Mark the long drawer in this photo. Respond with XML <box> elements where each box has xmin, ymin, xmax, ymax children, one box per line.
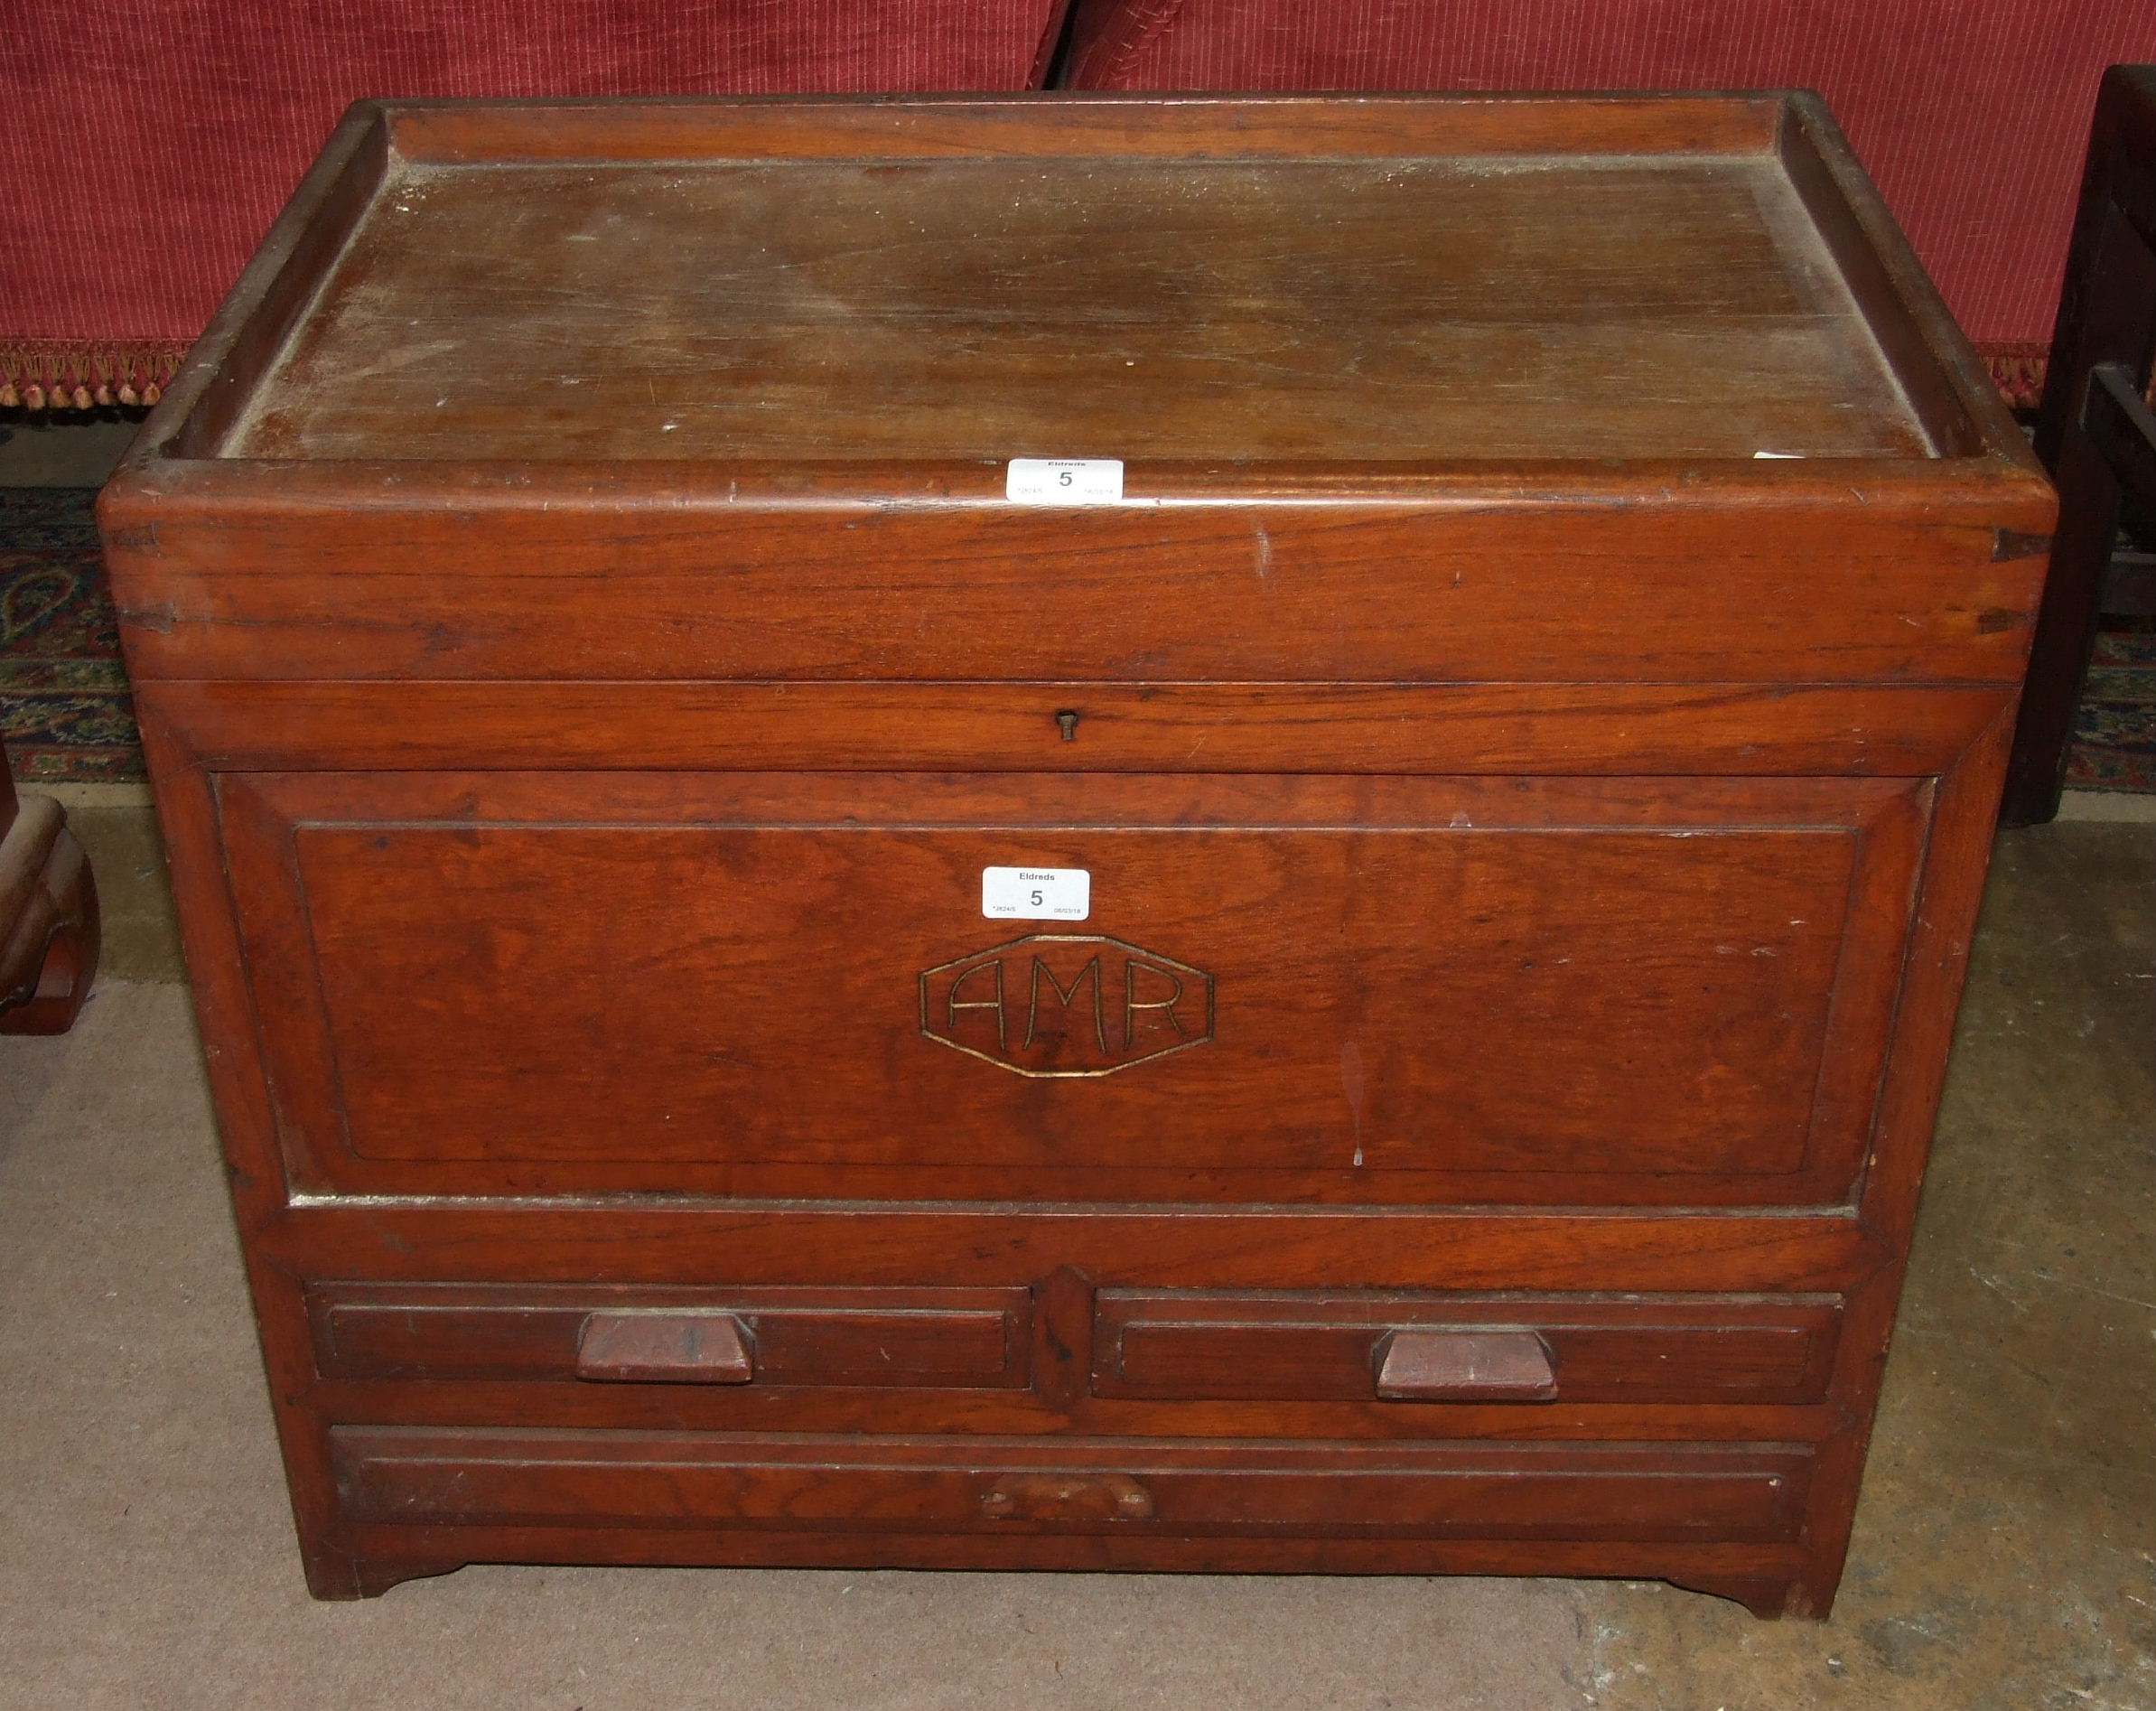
<box><xmin>332</xmin><ymin>1428</ymin><xmax>1816</xmax><ymax>1543</ymax></box>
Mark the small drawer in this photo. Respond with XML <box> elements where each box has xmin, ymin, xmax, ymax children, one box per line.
<box><xmin>333</xmin><ymin>1427</ymin><xmax>1815</xmax><ymax>1544</ymax></box>
<box><xmin>1092</xmin><ymin>1292</ymin><xmax>1842</xmax><ymax>1406</ymax></box>
<box><xmin>308</xmin><ymin>1283</ymin><xmax>1030</xmax><ymax>1389</ymax></box>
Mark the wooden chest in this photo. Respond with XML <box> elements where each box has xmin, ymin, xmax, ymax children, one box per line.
<box><xmin>99</xmin><ymin>94</ymin><xmax>2054</xmax><ymax>1616</ymax></box>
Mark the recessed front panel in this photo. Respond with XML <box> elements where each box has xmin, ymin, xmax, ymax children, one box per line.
<box><xmin>222</xmin><ymin>771</ymin><xmax>1924</xmax><ymax>1205</ymax></box>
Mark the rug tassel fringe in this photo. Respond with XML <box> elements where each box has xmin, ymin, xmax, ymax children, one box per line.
<box><xmin>2</xmin><ymin>343</ymin><xmax>187</xmax><ymax>414</ymax></box>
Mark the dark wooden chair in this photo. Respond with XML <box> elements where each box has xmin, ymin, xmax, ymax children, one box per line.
<box><xmin>0</xmin><ymin>740</ymin><xmax>99</xmax><ymax>1033</ymax></box>
<box><xmin>2002</xmin><ymin>64</ymin><xmax>2156</xmax><ymax>826</ymax></box>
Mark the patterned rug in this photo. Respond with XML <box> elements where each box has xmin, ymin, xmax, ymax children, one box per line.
<box><xmin>0</xmin><ymin>487</ymin><xmax>2151</xmax><ymax>793</ymax></box>
<box><xmin>2064</xmin><ymin>619</ymin><xmax>2156</xmax><ymax>793</ymax></box>
<box><xmin>1</xmin><ymin>487</ymin><xmax>142</xmax><ymax>781</ymax></box>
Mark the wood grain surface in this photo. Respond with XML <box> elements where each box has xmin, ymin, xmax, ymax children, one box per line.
<box><xmin>226</xmin><ymin>154</ymin><xmax>1924</xmax><ymax>464</ymax></box>
<box><xmin>103</xmin><ymin>489</ymin><xmax>2048</xmax><ymax>686</ymax></box>
<box><xmin>217</xmin><ymin>770</ymin><xmax>1921</xmax><ymax>1205</ymax></box>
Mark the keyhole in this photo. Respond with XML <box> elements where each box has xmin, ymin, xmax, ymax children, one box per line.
<box><xmin>1056</xmin><ymin>710</ymin><xmax>1080</xmax><ymax>742</ymax></box>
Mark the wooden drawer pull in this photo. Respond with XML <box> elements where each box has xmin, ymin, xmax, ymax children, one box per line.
<box><xmin>980</xmin><ymin>1472</ymin><xmax>1155</xmax><ymax>1522</ymax></box>
<box><xmin>575</xmin><ymin>1313</ymin><xmax>753</xmax><ymax>1384</ymax></box>
<box><xmin>1375</xmin><ymin>1330</ymin><xmax>1557</xmax><ymax>1401</ymax></box>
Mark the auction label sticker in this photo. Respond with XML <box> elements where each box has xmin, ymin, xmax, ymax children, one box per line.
<box><xmin>982</xmin><ymin>865</ymin><xmax>1091</xmax><ymax>921</ymax></box>
<box><xmin>1005</xmin><ymin>458</ymin><xmax>1123</xmax><ymax>504</ymax></box>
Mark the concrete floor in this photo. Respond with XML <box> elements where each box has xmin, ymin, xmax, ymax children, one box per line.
<box><xmin>1579</xmin><ymin>823</ymin><xmax>2156</xmax><ymax>1710</ymax></box>
<box><xmin>50</xmin><ymin>799</ymin><xmax>183</xmax><ymax>981</ymax></box>
<box><xmin>0</xmin><ymin>414</ymin><xmax>143</xmax><ymax>487</ymax></box>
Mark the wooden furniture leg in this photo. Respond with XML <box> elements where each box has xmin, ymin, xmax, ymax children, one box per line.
<box><xmin>0</xmin><ymin>743</ymin><xmax>102</xmax><ymax>1034</ymax></box>
<box><xmin>2002</xmin><ymin>65</ymin><xmax>2156</xmax><ymax>826</ymax></box>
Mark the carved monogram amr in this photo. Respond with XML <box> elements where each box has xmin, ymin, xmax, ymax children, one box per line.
<box><xmin>919</xmin><ymin>935</ymin><xmax>1215</xmax><ymax>1078</ymax></box>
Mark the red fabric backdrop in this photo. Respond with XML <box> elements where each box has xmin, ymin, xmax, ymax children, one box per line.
<box><xmin>2</xmin><ymin>0</ymin><xmax>1066</xmax><ymax>399</ymax></box>
<box><xmin>1064</xmin><ymin>0</ymin><xmax>2156</xmax><ymax>362</ymax></box>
